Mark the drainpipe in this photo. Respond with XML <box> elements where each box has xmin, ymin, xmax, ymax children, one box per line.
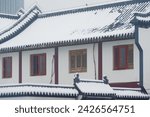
<box><xmin>135</xmin><ymin>25</ymin><xmax>143</xmax><ymax>86</ymax></box>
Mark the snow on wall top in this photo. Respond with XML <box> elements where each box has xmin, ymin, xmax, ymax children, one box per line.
<box><xmin>136</xmin><ymin>15</ymin><xmax>150</xmax><ymax>22</ymax></box>
<box><xmin>0</xmin><ymin>0</ymin><xmax>150</xmax><ymax>50</ymax></box>
<box><xmin>113</xmin><ymin>87</ymin><xmax>150</xmax><ymax>99</ymax></box>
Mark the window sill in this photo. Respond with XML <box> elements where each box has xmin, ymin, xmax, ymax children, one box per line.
<box><xmin>113</xmin><ymin>67</ymin><xmax>134</xmax><ymax>71</ymax></box>
<box><xmin>30</xmin><ymin>74</ymin><xmax>46</xmax><ymax>76</ymax></box>
<box><xmin>2</xmin><ymin>77</ymin><xmax>12</xmax><ymax>79</ymax></box>
<box><xmin>69</xmin><ymin>70</ymin><xmax>87</xmax><ymax>73</ymax></box>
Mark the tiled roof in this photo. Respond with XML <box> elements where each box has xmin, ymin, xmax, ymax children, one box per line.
<box><xmin>0</xmin><ymin>77</ymin><xmax>149</xmax><ymax>100</ymax></box>
<box><xmin>0</xmin><ymin>14</ymin><xmax>19</xmax><ymax>33</ymax></box>
<box><xmin>136</xmin><ymin>16</ymin><xmax>150</xmax><ymax>22</ymax></box>
<box><xmin>131</xmin><ymin>12</ymin><xmax>150</xmax><ymax>27</ymax></box>
<box><xmin>0</xmin><ymin>0</ymin><xmax>150</xmax><ymax>52</ymax></box>
<box><xmin>0</xmin><ymin>6</ymin><xmax>41</xmax><ymax>44</ymax></box>
<box><xmin>147</xmin><ymin>89</ymin><xmax>150</xmax><ymax>94</ymax></box>
<box><xmin>74</xmin><ymin>78</ymin><xmax>115</xmax><ymax>99</ymax></box>
<box><xmin>0</xmin><ymin>84</ymin><xmax>78</xmax><ymax>98</ymax></box>
<box><xmin>0</xmin><ymin>9</ymin><xmax>24</xmax><ymax>32</ymax></box>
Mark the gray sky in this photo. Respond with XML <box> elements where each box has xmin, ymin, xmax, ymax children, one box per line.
<box><xmin>25</xmin><ymin>0</ymin><xmax>129</xmax><ymax>12</ymax></box>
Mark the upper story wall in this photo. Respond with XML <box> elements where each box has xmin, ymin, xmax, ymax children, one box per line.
<box><xmin>0</xmin><ymin>52</ymin><xmax>19</xmax><ymax>84</ymax></box>
<box><xmin>0</xmin><ymin>40</ymin><xmax>140</xmax><ymax>85</ymax></box>
<box><xmin>22</xmin><ymin>48</ymin><xmax>55</xmax><ymax>84</ymax></box>
<box><xmin>58</xmin><ymin>43</ymin><xmax>99</xmax><ymax>85</ymax></box>
<box><xmin>103</xmin><ymin>39</ymin><xmax>139</xmax><ymax>83</ymax></box>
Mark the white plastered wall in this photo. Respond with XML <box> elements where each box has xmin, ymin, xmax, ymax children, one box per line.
<box><xmin>58</xmin><ymin>44</ymin><xmax>98</xmax><ymax>85</ymax></box>
<box><xmin>102</xmin><ymin>39</ymin><xmax>139</xmax><ymax>83</ymax></box>
<box><xmin>0</xmin><ymin>52</ymin><xmax>19</xmax><ymax>84</ymax></box>
<box><xmin>139</xmin><ymin>27</ymin><xmax>150</xmax><ymax>94</ymax></box>
<box><xmin>22</xmin><ymin>48</ymin><xmax>55</xmax><ymax>84</ymax></box>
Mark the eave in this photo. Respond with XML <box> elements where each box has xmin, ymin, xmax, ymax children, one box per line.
<box><xmin>0</xmin><ymin>32</ymin><xmax>135</xmax><ymax>53</ymax></box>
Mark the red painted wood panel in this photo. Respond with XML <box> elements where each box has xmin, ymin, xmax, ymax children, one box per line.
<box><xmin>55</xmin><ymin>47</ymin><xmax>59</xmax><ymax>84</ymax></box>
<box><xmin>19</xmin><ymin>51</ymin><xmax>22</xmax><ymax>83</ymax></box>
<box><xmin>98</xmin><ymin>42</ymin><xmax>102</xmax><ymax>80</ymax></box>
<box><xmin>110</xmin><ymin>82</ymin><xmax>140</xmax><ymax>88</ymax></box>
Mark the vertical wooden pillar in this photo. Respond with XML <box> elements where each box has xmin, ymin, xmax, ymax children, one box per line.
<box><xmin>55</xmin><ymin>47</ymin><xmax>58</xmax><ymax>84</ymax></box>
<box><xmin>98</xmin><ymin>42</ymin><xmax>102</xmax><ymax>80</ymax></box>
<box><xmin>19</xmin><ymin>51</ymin><xmax>22</xmax><ymax>83</ymax></box>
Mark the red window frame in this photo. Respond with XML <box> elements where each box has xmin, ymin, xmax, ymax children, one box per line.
<box><xmin>113</xmin><ymin>44</ymin><xmax>133</xmax><ymax>70</ymax></box>
<box><xmin>2</xmin><ymin>57</ymin><xmax>12</xmax><ymax>78</ymax></box>
<box><xmin>30</xmin><ymin>53</ymin><xmax>46</xmax><ymax>76</ymax></box>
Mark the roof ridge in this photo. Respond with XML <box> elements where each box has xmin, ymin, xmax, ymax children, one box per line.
<box><xmin>0</xmin><ymin>5</ymin><xmax>41</xmax><ymax>44</ymax></box>
<box><xmin>0</xmin><ymin>8</ymin><xmax>26</xmax><ymax>19</ymax></box>
<box><xmin>38</xmin><ymin>0</ymin><xmax>150</xmax><ymax>18</ymax></box>
<box><xmin>0</xmin><ymin>13</ymin><xmax>20</xmax><ymax>19</ymax></box>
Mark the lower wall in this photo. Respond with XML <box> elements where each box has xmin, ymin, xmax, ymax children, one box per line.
<box><xmin>22</xmin><ymin>48</ymin><xmax>55</xmax><ymax>84</ymax></box>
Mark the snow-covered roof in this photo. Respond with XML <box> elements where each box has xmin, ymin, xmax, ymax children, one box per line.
<box><xmin>0</xmin><ymin>84</ymin><xmax>78</xmax><ymax>98</ymax></box>
<box><xmin>0</xmin><ymin>78</ymin><xmax>149</xmax><ymax>100</ymax></box>
<box><xmin>0</xmin><ymin>0</ymin><xmax>150</xmax><ymax>52</ymax></box>
<box><xmin>74</xmin><ymin>76</ymin><xmax>115</xmax><ymax>99</ymax></box>
<box><xmin>0</xmin><ymin>14</ymin><xmax>19</xmax><ymax>32</ymax></box>
<box><xmin>75</xmin><ymin>79</ymin><xmax>114</xmax><ymax>96</ymax></box>
<box><xmin>136</xmin><ymin>16</ymin><xmax>150</xmax><ymax>22</ymax></box>
<box><xmin>131</xmin><ymin>11</ymin><xmax>150</xmax><ymax>27</ymax></box>
<box><xmin>113</xmin><ymin>87</ymin><xmax>150</xmax><ymax>99</ymax></box>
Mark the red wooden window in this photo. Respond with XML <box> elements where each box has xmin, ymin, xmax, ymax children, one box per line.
<box><xmin>113</xmin><ymin>44</ymin><xmax>133</xmax><ymax>70</ymax></box>
<box><xmin>69</xmin><ymin>49</ymin><xmax>87</xmax><ymax>73</ymax></box>
<box><xmin>3</xmin><ymin>57</ymin><xmax>12</xmax><ymax>78</ymax></box>
<box><xmin>30</xmin><ymin>53</ymin><xmax>46</xmax><ymax>76</ymax></box>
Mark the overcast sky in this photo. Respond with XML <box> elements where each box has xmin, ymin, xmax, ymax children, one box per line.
<box><xmin>25</xmin><ymin>0</ymin><xmax>130</xmax><ymax>12</ymax></box>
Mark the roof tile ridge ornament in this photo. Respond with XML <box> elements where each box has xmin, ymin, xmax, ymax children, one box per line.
<box><xmin>73</xmin><ymin>74</ymin><xmax>83</xmax><ymax>100</ymax></box>
<box><xmin>131</xmin><ymin>12</ymin><xmax>150</xmax><ymax>28</ymax></box>
<box><xmin>103</xmin><ymin>76</ymin><xmax>109</xmax><ymax>84</ymax></box>
<box><xmin>0</xmin><ymin>5</ymin><xmax>42</xmax><ymax>44</ymax></box>
<box><xmin>17</xmin><ymin>8</ymin><xmax>25</xmax><ymax>17</ymax></box>
<box><xmin>28</xmin><ymin>4</ymin><xmax>42</xmax><ymax>14</ymax></box>
<box><xmin>74</xmin><ymin>73</ymin><xmax>80</xmax><ymax>84</ymax></box>
<box><xmin>130</xmin><ymin>13</ymin><xmax>138</xmax><ymax>23</ymax></box>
